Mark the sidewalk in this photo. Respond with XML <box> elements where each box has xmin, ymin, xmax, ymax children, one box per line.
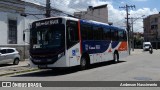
<box><xmin>131</xmin><ymin>49</ymin><xmax>143</xmax><ymax>55</ymax></box>
<box><xmin>0</xmin><ymin>60</ymin><xmax>38</xmax><ymax>77</ymax></box>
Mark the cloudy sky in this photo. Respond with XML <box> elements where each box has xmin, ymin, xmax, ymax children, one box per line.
<box><xmin>25</xmin><ymin>0</ymin><xmax>159</xmax><ymax>32</ymax></box>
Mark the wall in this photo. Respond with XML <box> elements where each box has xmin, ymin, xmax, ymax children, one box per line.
<box><xmin>144</xmin><ymin>14</ymin><xmax>160</xmax><ymax>41</ymax></box>
<box><xmin>82</xmin><ymin>7</ymin><xmax>108</xmax><ymax>23</ymax></box>
<box><xmin>74</xmin><ymin>5</ymin><xmax>108</xmax><ymax>24</ymax></box>
<box><xmin>0</xmin><ymin>1</ymin><xmax>65</xmax><ymax>60</ymax></box>
<box><xmin>0</xmin><ymin>12</ymin><xmax>8</xmax><ymax>45</ymax></box>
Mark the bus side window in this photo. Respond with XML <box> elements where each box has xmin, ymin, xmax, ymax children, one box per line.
<box><xmin>93</xmin><ymin>26</ymin><xmax>103</xmax><ymax>40</ymax></box>
<box><xmin>123</xmin><ymin>31</ymin><xmax>127</xmax><ymax>41</ymax></box>
<box><xmin>81</xmin><ymin>24</ymin><xmax>93</xmax><ymax>40</ymax></box>
<box><xmin>67</xmin><ymin>20</ymin><xmax>79</xmax><ymax>49</ymax></box>
<box><xmin>115</xmin><ymin>30</ymin><xmax>119</xmax><ymax>41</ymax></box>
<box><xmin>111</xmin><ymin>29</ymin><xmax>115</xmax><ymax>41</ymax></box>
<box><xmin>104</xmin><ymin>28</ymin><xmax>110</xmax><ymax>40</ymax></box>
<box><xmin>118</xmin><ymin>30</ymin><xmax>124</xmax><ymax>41</ymax></box>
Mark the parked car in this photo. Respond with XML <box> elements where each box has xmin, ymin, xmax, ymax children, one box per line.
<box><xmin>143</xmin><ymin>42</ymin><xmax>152</xmax><ymax>51</ymax></box>
<box><xmin>0</xmin><ymin>47</ymin><xmax>20</xmax><ymax>65</ymax></box>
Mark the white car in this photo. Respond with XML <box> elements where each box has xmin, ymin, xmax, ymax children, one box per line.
<box><xmin>143</xmin><ymin>42</ymin><xmax>152</xmax><ymax>51</ymax></box>
<box><xmin>0</xmin><ymin>47</ymin><xmax>20</xmax><ymax>65</ymax></box>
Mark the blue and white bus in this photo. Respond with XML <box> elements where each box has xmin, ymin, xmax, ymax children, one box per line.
<box><xmin>29</xmin><ymin>16</ymin><xmax>128</xmax><ymax>69</ymax></box>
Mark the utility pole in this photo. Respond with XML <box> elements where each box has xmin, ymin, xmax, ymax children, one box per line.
<box><xmin>131</xmin><ymin>17</ymin><xmax>134</xmax><ymax>51</ymax></box>
<box><xmin>119</xmin><ymin>4</ymin><xmax>136</xmax><ymax>55</ymax></box>
<box><xmin>46</xmin><ymin>0</ymin><xmax>51</xmax><ymax>18</ymax></box>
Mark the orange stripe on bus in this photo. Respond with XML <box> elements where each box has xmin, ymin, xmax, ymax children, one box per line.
<box><xmin>118</xmin><ymin>42</ymin><xmax>128</xmax><ymax>51</ymax></box>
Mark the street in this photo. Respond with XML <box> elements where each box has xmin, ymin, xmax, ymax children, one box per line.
<box><xmin>0</xmin><ymin>49</ymin><xmax>160</xmax><ymax>90</ymax></box>
<box><xmin>1</xmin><ymin>49</ymin><xmax>160</xmax><ymax>80</ymax></box>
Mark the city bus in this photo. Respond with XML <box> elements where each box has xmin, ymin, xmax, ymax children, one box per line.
<box><xmin>29</xmin><ymin>16</ymin><xmax>128</xmax><ymax>69</ymax></box>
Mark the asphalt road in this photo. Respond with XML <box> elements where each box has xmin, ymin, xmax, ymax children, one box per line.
<box><xmin>1</xmin><ymin>49</ymin><xmax>160</xmax><ymax>90</ymax></box>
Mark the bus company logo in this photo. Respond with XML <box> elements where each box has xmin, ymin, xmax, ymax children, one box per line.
<box><xmin>2</xmin><ymin>82</ymin><xmax>12</xmax><ymax>87</ymax></box>
<box><xmin>85</xmin><ymin>44</ymin><xmax>89</xmax><ymax>51</ymax></box>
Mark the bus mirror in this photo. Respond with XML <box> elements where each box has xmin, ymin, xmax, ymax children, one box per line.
<box><xmin>23</xmin><ymin>33</ymin><xmax>25</xmax><ymax>41</ymax></box>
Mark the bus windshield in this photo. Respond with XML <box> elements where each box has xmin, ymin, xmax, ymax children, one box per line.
<box><xmin>31</xmin><ymin>24</ymin><xmax>65</xmax><ymax>49</ymax></box>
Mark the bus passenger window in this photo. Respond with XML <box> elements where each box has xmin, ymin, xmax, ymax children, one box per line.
<box><xmin>81</xmin><ymin>24</ymin><xmax>93</xmax><ymax>40</ymax></box>
<box><xmin>103</xmin><ymin>28</ymin><xmax>110</xmax><ymax>40</ymax></box>
<box><xmin>111</xmin><ymin>29</ymin><xmax>115</xmax><ymax>41</ymax></box>
<box><xmin>118</xmin><ymin>30</ymin><xmax>124</xmax><ymax>41</ymax></box>
<box><xmin>123</xmin><ymin>31</ymin><xmax>127</xmax><ymax>41</ymax></box>
<box><xmin>67</xmin><ymin>20</ymin><xmax>79</xmax><ymax>49</ymax></box>
<box><xmin>93</xmin><ymin>26</ymin><xmax>102</xmax><ymax>40</ymax></box>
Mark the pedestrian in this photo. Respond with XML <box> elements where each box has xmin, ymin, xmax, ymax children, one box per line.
<box><xmin>149</xmin><ymin>45</ymin><xmax>153</xmax><ymax>54</ymax></box>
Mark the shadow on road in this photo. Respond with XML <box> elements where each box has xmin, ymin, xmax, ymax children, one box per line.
<box><xmin>13</xmin><ymin>60</ymin><xmax>126</xmax><ymax>77</ymax></box>
<box><xmin>0</xmin><ymin>64</ymin><xmax>14</xmax><ymax>67</ymax></box>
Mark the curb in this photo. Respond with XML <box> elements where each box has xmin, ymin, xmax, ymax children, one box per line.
<box><xmin>0</xmin><ymin>68</ymin><xmax>39</xmax><ymax>77</ymax></box>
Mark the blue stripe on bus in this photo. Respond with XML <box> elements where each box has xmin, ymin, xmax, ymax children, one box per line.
<box><xmin>80</xmin><ymin>19</ymin><xmax>123</xmax><ymax>54</ymax></box>
<box><xmin>80</xmin><ymin>20</ymin><xmax>121</xmax><ymax>30</ymax></box>
<box><xmin>82</xmin><ymin>40</ymin><xmax>111</xmax><ymax>54</ymax></box>
<box><xmin>112</xmin><ymin>41</ymin><xmax>120</xmax><ymax>49</ymax></box>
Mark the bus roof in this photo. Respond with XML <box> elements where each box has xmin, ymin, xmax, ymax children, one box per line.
<box><xmin>80</xmin><ymin>19</ymin><xmax>125</xmax><ymax>31</ymax></box>
<box><xmin>32</xmin><ymin>16</ymin><xmax>125</xmax><ymax>31</ymax></box>
<box><xmin>32</xmin><ymin>16</ymin><xmax>79</xmax><ymax>23</ymax></box>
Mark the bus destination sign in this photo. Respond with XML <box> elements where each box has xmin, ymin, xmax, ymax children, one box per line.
<box><xmin>34</xmin><ymin>18</ymin><xmax>62</xmax><ymax>28</ymax></box>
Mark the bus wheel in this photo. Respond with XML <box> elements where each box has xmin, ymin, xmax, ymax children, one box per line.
<box><xmin>114</xmin><ymin>52</ymin><xmax>119</xmax><ymax>63</ymax></box>
<box><xmin>80</xmin><ymin>56</ymin><xmax>87</xmax><ymax>70</ymax></box>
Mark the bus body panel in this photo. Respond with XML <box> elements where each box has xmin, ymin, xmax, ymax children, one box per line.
<box><xmin>102</xmin><ymin>41</ymin><xmax>113</xmax><ymax>62</ymax></box>
<box><xmin>29</xmin><ymin>17</ymin><xmax>129</xmax><ymax>69</ymax></box>
<box><xmin>111</xmin><ymin>41</ymin><xmax>128</xmax><ymax>59</ymax></box>
<box><xmin>66</xmin><ymin>43</ymin><xmax>81</xmax><ymax>67</ymax></box>
<box><xmin>30</xmin><ymin>55</ymin><xmax>68</xmax><ymax>68</ymax></box>
<box><xmin>81</xmin><ymin>40</ymin><xmax>112</xmax><ymax>63</ymax></box>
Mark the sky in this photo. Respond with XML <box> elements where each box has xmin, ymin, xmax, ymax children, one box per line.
<box><xmin>110</xmin><ymin>0</ymin><xmax>160</xmax><ymax>10</ymax></box>
<box><xmin>25</xmin><ymin>0</ymin><xmax>160</xmax><ymax>32</ymax></box>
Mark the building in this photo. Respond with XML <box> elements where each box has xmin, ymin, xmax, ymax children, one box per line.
<box><xmin>74</xmin><ymin>4</ymin><xmax>108</xmax><ymax>23</ymax></box>
<box><xmin>143</xmin><ymin>13</ymin><xmax>160</xmax><ymax>41</ymax></box>
<box><xmin>0</xmin><ymin>0</ymin><xmax>64</xmax><ymax>59</ymax></box>
<box><xmin>143</xmin><ymin>13</ymin><xmax>160</xmax><ymax>49</ymax></box>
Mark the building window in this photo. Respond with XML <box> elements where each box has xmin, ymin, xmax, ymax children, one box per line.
<box><xmin>8</xmin><ymin>19</ymin><xmax>17</xmax><ymax>44</ymax></box>
<box><xmin>154</xmin><ymin>18</ymin><xmax>158</xmax><ymax>23</ymax></box>
<box><xmin>151</xmin><ymin>25</ymin><xmax>158</xmax><ymax>30</ymax></box>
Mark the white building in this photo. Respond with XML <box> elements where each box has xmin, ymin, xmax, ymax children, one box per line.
<box><xmin>0</xmin><ymin>0</ymin><xmax>64</xmax><ymax>59</ymax></box>
<box><xmin>74</xmin><ymin>4</ymin><xmax>108</xmax><ymax>23</ymax></box>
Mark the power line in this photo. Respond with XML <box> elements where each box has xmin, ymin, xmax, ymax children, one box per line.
<box><xmin>51</xmin><ymin>0</ymin><xmax>109</xmax><ymax>22</ymax></box>
<box><xmin>25</xmin><ymin>0</ymin><xmax>125</xmax><ymax>25</ymax></box>
<box><xmin>24</xmin><ymin>0</ymin><xmax>126</xmax><ymax>27</ymax></box>
<box><xmin>119</xmin><ymin>4</ymin><xmax>136</xmax><ymax>55</ymax></box>
<box><xmin>50</xmin><ymin>0</ymin><xmax>128</xmax><ymax>28</ymax></box>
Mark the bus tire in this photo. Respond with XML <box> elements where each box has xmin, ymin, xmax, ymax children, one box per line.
<box><xmin>80</xmin><ymin>56</ymin><xmax>88</xmax><ymax>70</ymax></box>
<box><xmin>113</xmin><ymin>52</ymin><xmax>119</xmax><ymax>63</ymax></box>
